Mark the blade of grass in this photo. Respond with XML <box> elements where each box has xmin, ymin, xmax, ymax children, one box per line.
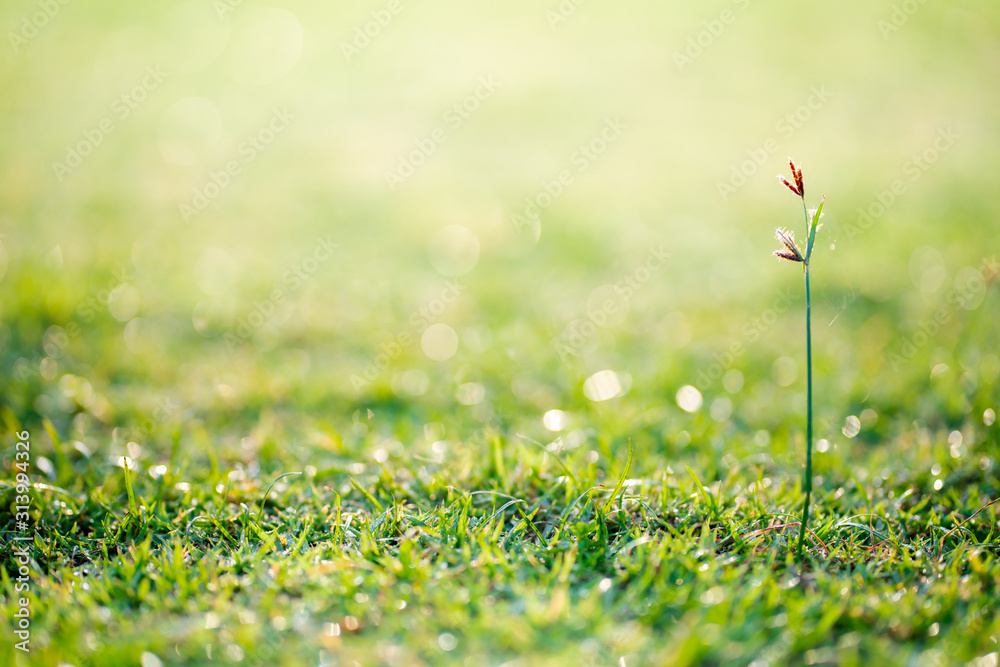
<box><xmin>349</xmin><ymin>476</ymin><xmax>384</xmax><ymax>513</ymax></box>
<box><xmin>258</xmin><ymin>472</ymin><xmax>302</xmax><ymax>521</ymax></box>
<box><xmin>518</xmin><ymin>433</ymin><xmax>580</xmax><ymax>488</ymax></box>
<box><xmin>602</xmin><ymin>440</ymin><xmax>633</xmax><ymax>514</ymax></box>
<box><xmin>804</xmin><ymin>196</ymin><xmax>825</xmax><ymax>262</ymax></box>
<box><xmin>42</xmin><ymin>417</ymin><xmax>72</xmax><ymax>483</ymax></box>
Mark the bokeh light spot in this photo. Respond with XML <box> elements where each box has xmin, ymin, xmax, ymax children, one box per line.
<box><xmin>422</xmin><ymin>323</ymin><xmax>458</xmax><ymax>361</ymax></box>
<box><xmin>675</xmin><ymin>385</ymin><xmax>702</xmax><ymax>413</ymax></box>
<box><xmin>543</xmin><ymin>409</ymin><xmax>569</xmax><ymax>431</ymax></box>
<box><xmin>584</xmin><ymin>370</ymin><xmax>627</xmax><ymax>402</ymax></box>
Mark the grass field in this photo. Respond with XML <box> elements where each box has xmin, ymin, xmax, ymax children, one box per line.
<box><xmin>2</xmin><ymin>0</ymin><xmax>1000</xmax><ymax>665</ymax></box>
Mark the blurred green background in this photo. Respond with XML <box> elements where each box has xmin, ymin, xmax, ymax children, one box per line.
<box><xmin>0</xmin><ymin>0</ymin><xmax>998</xmax><ymax>482</ymax></box>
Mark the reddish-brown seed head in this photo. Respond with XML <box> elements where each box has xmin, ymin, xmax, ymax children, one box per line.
<box><xmin>778</xmin><ymin>175</ymin><xmax>801</xmax><ymax>197</ymax></box>
<box><xmin>788</xmin><ymin>158</ymin><xmax>804</xmax><ymax>198</ymax></box>
<box><xmin>774</xmin><ymin>250</ymin><xmax>804</xmax><ymax>263</ymax></box>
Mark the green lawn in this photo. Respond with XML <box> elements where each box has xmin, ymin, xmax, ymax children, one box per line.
<box><xmin>2</xmin><ymin>0</ymin><xmax>1000</xmax><ymax>665</ymax></box>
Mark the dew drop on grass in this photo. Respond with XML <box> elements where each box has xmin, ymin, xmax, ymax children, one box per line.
<box><xmin>35</xmin><ymin>456</ymin><xmax>56</xmax><ymax>479</ymax></box>
<box><xmin>985</xmin><ymin>409</ymin><xmax>996</xmax><ymax>426</ymax></box>
<box><xmin>949</xmin><ymin>431</ymin><xmax>964</xmax><ymax>459</ymax></box>
<box><xmin>843</xmin><ymin>416</ymin><xmax>861</xmax><ymax>438</ymax></box>
<box><xmin>140</xmin><ymin>652</ymin><xmax>164</xmax><ymax>667</ymax></box>
<box><xmin>584</xmin><ymin>370</ymin><xmax>628</xmax><ymax>402</ymax></box>
<box><xmin>934</xmin><ymin>479</ymin><xmax>944</xmax><ymax>491</ymax></box>
<box><xmin>438</xmin><ymin>633</ymin><xmax>458</xmax><ymax>651</ymax></box>
<box><xmin>543</xmin><ymin>409</ymin><xmax>569</xmax><ymax>432</ymax></box>
<box><xmin>116</xmin><ymin>456</ymin><xmax>137</xmax><ymax>470</ymax></box>
<box><xmin>675</xmin><ymin>385</ymin><xmax>702</xmax><ymax>413</ymax></box>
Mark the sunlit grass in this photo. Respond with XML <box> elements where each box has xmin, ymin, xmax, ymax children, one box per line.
<box><xmin>1</xmin><ymin>0</ymin><xmax>999</xmax><ymax>664</ymax></box>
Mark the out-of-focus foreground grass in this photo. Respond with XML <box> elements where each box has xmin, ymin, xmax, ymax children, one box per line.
<box><xmin>0</xmin><ymin>1</ymin><xmax>999</xmax><ymax>665</ymax></box>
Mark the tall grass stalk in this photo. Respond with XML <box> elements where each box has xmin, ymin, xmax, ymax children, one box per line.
<box><xmin>774</xmin><ymin>159</ymin><xmax>825</xmax><ymax>562</ymax></box>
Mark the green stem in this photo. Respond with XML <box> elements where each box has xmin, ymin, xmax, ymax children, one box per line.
<box><xmin>797</xmin><ymin>266</ymin><xmax>813</xmax><ymax>561</ymax></box>
<box><xmin>797</xmin><ymin>196</ymin><xmax>813</xmax><ymax>563</ymax></box>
